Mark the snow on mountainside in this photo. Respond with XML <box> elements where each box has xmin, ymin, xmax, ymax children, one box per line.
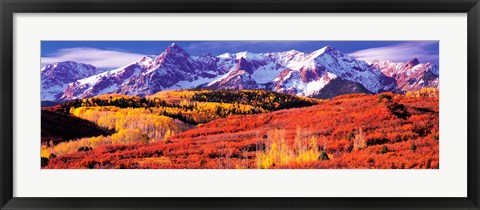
<box><xmin>41</xmin><ymin>61</ymin><xmax>106</xmax><ymax>101</ymax></box>
<box><xmin>57</xmin><ymin>43</ymin><xmax>233</xmax><ymax>101</ymax></box>
<box><xmin>41</xmin><ymin>43</ymin><xmax>439</xmax><ymax>102</ymax></box>
<box><xmin>371</xmin><ymin>58</ymin><xmax>439</xmax><ymax>92</ymax></box>
<box><xmin>207</xmin><ymin>46</ymin><xmax>397</xmax><ymax>97</ymax></box>
<box><xmin>268</xmin><ymin>46</ymin><xmax>397</xmax><ymax>96</ymax></box>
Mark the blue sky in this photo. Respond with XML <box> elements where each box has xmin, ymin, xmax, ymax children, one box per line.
<box><xmin>41</xmin><ymin>41</ymin><xmax>439</xmax><ymax>68</ymax></box>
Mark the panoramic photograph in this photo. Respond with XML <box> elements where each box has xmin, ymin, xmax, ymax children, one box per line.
<box><xmin>40</xmin><ymin>41</ymin><xmax>439</xmax><ymax>169</ymax></box>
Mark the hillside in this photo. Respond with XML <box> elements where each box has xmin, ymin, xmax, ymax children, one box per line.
<box><xmin>312</xmin><ymin>78</ymin><xmax>371</xmax><ymax>99</ymax></box>
<box><xmin>43</xmin><ymin>90</ymin><xmax>439</xmax><ymax>169</ymax></box>
<box><xmin>40</xmin><ymin>89</ymin><xmax>320</xmax><ymax>164</ymax></box>
<box><xmin>41</xmin><ymin>109</ymin><xmax>113</xmax><ymax>145</ymax></box>
<box><xmin>41</xmin><ymin>43</ymin><xmax>438</xmax><ymax>102</ymax></box>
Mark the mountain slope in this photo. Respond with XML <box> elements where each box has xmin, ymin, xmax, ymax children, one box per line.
<box><xmin>41</xmin><ymin>44</ymin><xmax>438</xmax><ymax>102</ymax></box>
<box><xmin>41</xmin><ymin>61</ymin><xmax>105</xmax><ymax>101</ymax></box>
<box><xmin>371</xmin><ymin>58</ymin><xmax>439</xmax><ymax>92</ymax></box>
<box><xmin>56</xmin><ymin>44</ymin><xmax>234</xmax><ymax>101</ymax></box>
<box><xmin>41</xmin><ymin>109</ymin><xmax>113</xmax><ymax>144</ymax></box>
<box><xmin>43</xmin><ymin>92</ymin><xmax>439</xmax><ymax>169</ymax></box>
<box><xmin>265</xmin><ymin>46</ymin><xmax>396</xmax><ymax>96</ymax></box>
<box><xmin>312</xmin><ymin>78</ymin><xmax>371</xmax><ymax>99</ymax></box>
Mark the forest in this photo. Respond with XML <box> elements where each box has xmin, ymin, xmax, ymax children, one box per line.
<box><xmin>41</xmin><ymin>88</ymin><xmax>439</xmax><ymax>169</ymax></box>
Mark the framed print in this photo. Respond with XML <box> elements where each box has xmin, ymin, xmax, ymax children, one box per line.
<box><xmin>1</xmin><ymin>0</ymin><xmax>479</xmax><ymax>209</ymax></box>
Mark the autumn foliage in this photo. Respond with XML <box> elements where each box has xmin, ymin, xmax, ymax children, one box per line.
<box><xmin>42</xmin><ymin>89</ymin><xmax>439</xmax><ymax>169</ymax></box>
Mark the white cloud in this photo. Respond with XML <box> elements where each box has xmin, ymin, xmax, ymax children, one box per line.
<box><xmin>41</xmin><ymin>47</ymin><xmax>145</xmax><ymax>68</ymax></box>
<box><xmin>348</xmin><ymin>41</ymin><xmax>439</xmax><ymax>64</ymax></box>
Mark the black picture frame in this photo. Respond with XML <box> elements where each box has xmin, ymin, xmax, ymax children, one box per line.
<box><xmin>1</xmin><ymin>0</ymin><xmax>479</xmax><ymax>209</ymax></box>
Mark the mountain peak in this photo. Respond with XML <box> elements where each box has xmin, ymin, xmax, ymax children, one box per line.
<box><xmin>235</xmin><ymin>51</ymin><xmax>250</xmax><ymax>59</ymax></box>
<box><xmin>307</xmin><ymin>46</ymin><xmax>338</xmax><ymax>59</ymax></box>
<box><xmin>56</xmin><ymin>60</ymin><xmax>77</xmax><ymax>65</ymax></box>
<box><xmin>165</xmin><ymin>43</ymin><xmax>189</xmax><ymax>56</ymax></box>
<box><xmin>236</xmin><ymin>57</ymin><xmax>254</xmax><ymax>74</ymax></box>
<box><xmin>286</xmin><ymin>49</ymin><xmax>300</xmax><ymax>54</ymax></box>
<box><xmin>321</xmin><ymin>46</ymin><xmax>340</xmax><ymax>54</ymax></box>
<box><xmin>42</xmin><ymin>61</ymin><xmax>96</xmax><ymax>72</ymax></box>
<box><xmin>47</xmin><ymin>60</ymin><xmax>77</xmax><ymax>67</ymax></box>
<box><xmin>322</xmin><ymin>45</ymin><xmax>335</xmax><ymax>51</ymax></box>
<box><xmin>405</xmin><ymin>58</ymin><xmax>420</xmax><ymax>69</ymax></box>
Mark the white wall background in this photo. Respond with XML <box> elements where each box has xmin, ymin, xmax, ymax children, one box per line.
<box><xmin>13</xmin><ymin>13</ymin><xmax>467</xmax><ymax>197</ymax></box>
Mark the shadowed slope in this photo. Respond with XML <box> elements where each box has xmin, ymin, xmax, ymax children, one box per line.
<box><xmin>41</xmin><ymin>110</ymin><xmax>113</xmax><ymax>144</ymax></box>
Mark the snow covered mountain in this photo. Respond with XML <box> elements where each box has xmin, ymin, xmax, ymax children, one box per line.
<box><xmin>206</xmin><ymin>46</ymin><xmax>396</xmax><ymax>97</ymax></box>
<box><xmin>41</xmin><ymin>61</ymin><xmax>105</xmax><ymax>101</ymax></box>
<box><xmin>41</xmin><ymin>43</ymin><xmax>439</xmax><ymax>102</ymax></box>
<box><xmin>370</xmin><ymin>58</ymin><xmax>439</xmax><ymax>92</ymax></box>
<box><xmin>56</xmin><ymin>44</ymin><xmax>233</xmax><ymax>102</ymax></box>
